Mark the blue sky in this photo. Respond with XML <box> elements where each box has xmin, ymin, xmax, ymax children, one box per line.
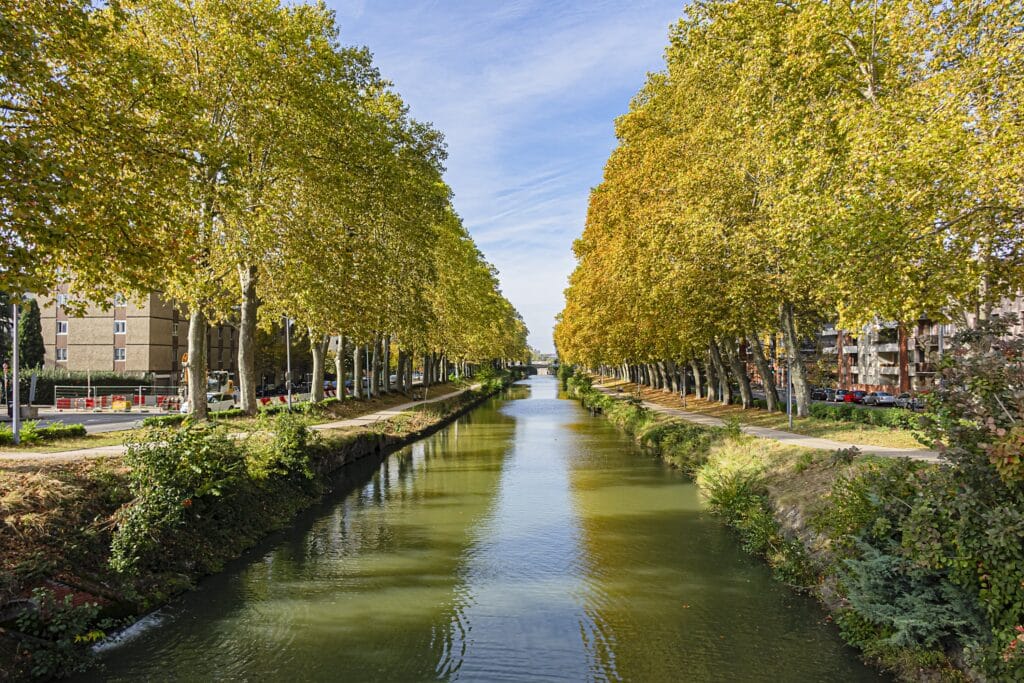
<box><xmin>327</xmin><ymin>1</ymin><xmax>684</xmax><ymax>353</ymax></box>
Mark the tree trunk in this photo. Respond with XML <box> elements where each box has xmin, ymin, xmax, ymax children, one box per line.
<box><xmin>187</xmin><ymin>308</ymin><xmax>208</xmax><ymax>419</ymax></box>
<box><xmin>423</xmin><ymin>353</ymin><xmax>431</xmax><ymax>387</ymax></box>
<box><xmin>380</xmin><ymin>335</ymin><xmax>387</xmax><ymax>393</ymax></box>
<box><xmin>690</xmin><ymin>359</ymin><xmax>704</xmax><ymax>399</ymax></box>
<box><xmin>780</xmin><ymin>301</ymin><xmax>812</xmax><ymax>417</ymax></box>
<box><xmin>709</xmin><ymin>341</ymin><xmax>731</xmax><ymax>405</ymax></box>
<box><xmin>724</xmin><ymin>339</ymin><xmax>753</xmax><ymax>408</ymax></box>
<box><xmin>353</xmin><ymin>344</ymin><xmax>364</xmax><ymax>399</ymax></box>
<box><xmin>370</xmin><ymin>335</ymin><xmax>380</xmax><ymax>398</ymax></box>
<box><xmin>335</xmin><ymin>335</ymin><xmax>346</xmax><ymax>401</ymax></box>
<box><xmin>309</xmin><ymin>331</ymin><xmax>329</xmax><ymax>402</ymax></box>
<box><xmin>394</xmin><ymin>349</ymin><xmax>404</xmax><ymax>393</ymax></box>
<box><xmin>703</xmin><ymin>355</ymin><xmax>718</xmax><ymax>401</ymax></box>
<box><xmin>747</xmin><ymin>333</ymin><xmax>779</xmax><ymax>411</ymax></box>
<box><xmin>237</xmin><ymin>265</ymin><xmax>259</xmax><ymax>415</ymax></box>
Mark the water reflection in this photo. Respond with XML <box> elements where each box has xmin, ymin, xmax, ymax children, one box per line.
<box><xmin>87</xmin><ymin>377</ymin><xmax>884</xmax><ymax>682</ymax></box>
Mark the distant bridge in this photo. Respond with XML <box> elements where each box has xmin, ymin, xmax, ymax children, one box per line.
<box><xmin>514</xmin><ymin>361</ymin><xmax>555</xmax><ymax>376</ymax></box>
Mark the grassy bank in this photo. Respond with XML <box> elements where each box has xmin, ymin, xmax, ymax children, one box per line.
<box><xmin>568</xmin><ymin>373</ymin><xmax>1022</xmax><ymax>682</ymax></box>
<box><xmin>0</xmin><ymin>371</ymin><xmax>515</xmax><ymax>680</ymax></box>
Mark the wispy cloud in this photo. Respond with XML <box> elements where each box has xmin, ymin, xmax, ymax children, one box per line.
<box><xmin>329</xmin><ymin>0</ymin><xmax>682</xmax><ymax>351</ymax></box>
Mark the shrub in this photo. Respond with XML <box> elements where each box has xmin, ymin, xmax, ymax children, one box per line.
<box><xmin>247</xmin><ymin>412</ymin><xmax>318</xmax><ymax>480</ymax></box>
<box><xmin>111</xmin><ymin>423</ymin><xmax>245</xmax><ymax>573</ymax></box>
<box><xmin>13</xmin><ymin>588</ymin><xmax>110</xmax><ymax>679</ymax></box>
<box><xmin>38</xmin><ymin>423</ymin><xmax>87</xmax><ymax>440</ymax></box>
<box><xmin>141</xmin><ymin>413</ymin><xmax>188</xmax><ymax>427</ymax></box>
<box><xmin>638</xmin><ymin>421</ymin><xmax>722</xmax><ymax>471</ymax></box>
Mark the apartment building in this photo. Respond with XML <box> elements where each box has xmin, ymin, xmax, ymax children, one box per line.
<box><xmin>819</xmin><ymin>295</ymin><xmax>1024</xmax><ymax>392</ymax></box>
<box><xmin>37</xmin><ymin>289</ymin><xmax>238</xmax><ymax>385</ymax></box>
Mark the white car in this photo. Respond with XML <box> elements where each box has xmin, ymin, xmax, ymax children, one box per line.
<box><xmin>180</xmin><ymin>392</ymin><xmax>236</xmax><ymax>414</ymax></box>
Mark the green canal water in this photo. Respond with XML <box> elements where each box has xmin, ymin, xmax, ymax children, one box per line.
<box><xmin>87</xmin><ymin>376</ymin><xmax>885</xmax><ymax>682</ymax></box>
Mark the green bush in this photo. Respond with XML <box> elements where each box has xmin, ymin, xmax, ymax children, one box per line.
<box><xmin>248</xmin><ymin>412</ymin><xmax>318</xmax><ymax>480</ymax></box>
<box><xmin>111</xmin><ymin>423</ymin><xmax>245</xmax><ymax>573</ymax></box>
<box><xmin>638</xmin><ymin>421</ymin><xmax>722</xmax><ymax>471</ymax></box>
<box><xmin>13</xmin><ymin>588</ymin><xmax>111</xmax><ymax>679</ymax></box>
<box><xmin>38</xmin><ymin>423</ymin><xmax>87</xmax><ymax>440</ymax></box>
<box><xmin>141</xmin><ymin>413</ymin><xmax>188</xmax><ymax>427</ymax></box>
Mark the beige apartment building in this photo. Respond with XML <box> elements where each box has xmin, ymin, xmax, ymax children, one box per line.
<box><xmin>38</xmin><ymin>289</ymin><xmax>238</xmax><ymax>385</ymax></box>
<box><xmin>818</xmin><ymin>295</ymin><xmax>1024</xmax><ymax>393</ymax></box>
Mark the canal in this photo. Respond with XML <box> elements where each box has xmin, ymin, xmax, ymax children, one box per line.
<box><xmin>88</xmin><ymin>376</ymin><xmax>884</xmax><ymax>682</ymax></box>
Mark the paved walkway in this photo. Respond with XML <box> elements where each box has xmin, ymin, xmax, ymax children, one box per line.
<box><xmin>310</xmin><ymin>387</ymin><xmax>472</xmax><ymax>432</ymax></box>
<box><xmin>0</xmin><ymin>387</ymin><xmax>473</xmax><ymax>463</ymax></box>
<box><xmin>594</xmin><ymin>386</ymin><xmax>940</xmax><ymax>462</ymax></box>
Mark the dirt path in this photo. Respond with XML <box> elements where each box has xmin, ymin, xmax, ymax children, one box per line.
<box><xmin>593</xmin><ymin>385</ymin><xmax>940</xmax><ymax>462</ymax></box>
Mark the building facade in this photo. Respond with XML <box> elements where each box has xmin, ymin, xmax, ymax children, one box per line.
<box><xmin>37</xmin><ymin>289</ymin><xmax>238</xmax><ymax>385</ymax></box>
<box><xmin>819</xmin><ymin>295</ymin><xmax>1024</xmax><ymax>392</ymax></box>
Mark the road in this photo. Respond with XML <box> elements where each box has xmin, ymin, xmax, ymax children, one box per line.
<box><xmin>4</xmin><ymin>411</ymin><xmax>151</xmax><ymax>433</ymax></box>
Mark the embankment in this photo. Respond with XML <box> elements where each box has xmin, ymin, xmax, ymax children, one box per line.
<box><xmin>566</xmin><ymin>373</ymin><xmax>1017</xmax><ymax>682</ymax></box>
<box><xmin>0</xmin><ymin>376</ymin><xmax>514</xmax><ymax>680</ymax></box>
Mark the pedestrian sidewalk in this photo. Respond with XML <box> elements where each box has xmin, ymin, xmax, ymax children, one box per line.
<box><xmin>1</xmin><ymin>387</ymin><xmax>474</xmax><ymax>463</ymax></box>
<box><xmin>593</xmin><ymin>386</ymin><xmax>940</xmax><ymax>462</ymax></box>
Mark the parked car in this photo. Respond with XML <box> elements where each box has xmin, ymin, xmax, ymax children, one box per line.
<box><xmin>895</xmin><ymin>392</ymin><xmax>926</xmax><ymax>410</ymax></box>
<box><xmin>862</xmin><ymin>391</ymin><xmax>896</xmax><ymax>407</ymax></box>
<box><xmin>823</xmin><ymin>388</ymin><xmax>837</xmax><ymax>402</ymax></box>
<box><xmin>180</xmin><ymin>391</ymin><xmax>236</xmax><ymax>414</ymax></box>
<box><xmin>844</xmin><ymin>390</ymin><xmax>867</xmax><ymax>403</ymax></box>
<box><xmin>810</xmin><ymin>387</ymin><xmax>828</xmax><ymax>401</ymax></box>
<box><xmin>834</xmin><ymin>389</ymin><xmax>850</xmax><ymax>403</ymax></box>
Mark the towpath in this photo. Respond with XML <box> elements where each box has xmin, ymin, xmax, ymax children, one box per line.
<box><xmin>592</xmin><ymin>385</ymin><xmax>940</xmax><ymax>462</ymax></box>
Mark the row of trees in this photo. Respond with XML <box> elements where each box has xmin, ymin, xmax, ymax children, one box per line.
<box><xmin>3</xmin><ymin>0</ymin><xmax>527</xmax><ymax>417</ymax></box>
<box><xmin>555</xmin><ymin>0</ymin><xmax>1024</xmax><ymax>416</ymax></box>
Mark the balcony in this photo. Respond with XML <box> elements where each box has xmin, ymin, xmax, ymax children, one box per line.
<box><xmin>916</xmin><ymin>335</ymin><xmax>939</xmax><ymax>348</ymax></box>
<box><xmin>842</xmin><ymin>345</ymin><xmax>859</xmax><ymax>354</ymax></box>
<box><xmin>822</xmin><ymin>346</ymin><xmax>837</xmax><ymax>354</ymax></box>
<box><xmin>876</xmin><ymin>343</ymin><xmax>900</xmax><ymax>353</ymax></box>
<box><xmin>879</xmin><ymin>366</ymin><xmax>901</xmax><ymax>375</ymax></box>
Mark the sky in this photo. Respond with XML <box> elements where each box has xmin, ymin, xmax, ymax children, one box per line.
<box><xmin>327</xmin><ymin>1</ymin><xmax>684</xmax><ymax>353</ymax></box>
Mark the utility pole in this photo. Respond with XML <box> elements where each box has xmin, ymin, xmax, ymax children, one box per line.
<box><xmin>284</xmin><ymin>316</ymin><xmax>292</xmax><ymax>410</ymax></box>
<box><xmin>11</xmin><ymin>301</ymin><xmax>20</xmax><ymax>445</ymax></box>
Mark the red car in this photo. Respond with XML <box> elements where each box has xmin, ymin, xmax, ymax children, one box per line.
<box><xmin>844</xmin><ymin>390</ymin><xmax>867</xmax><ymax>403</ymax></box>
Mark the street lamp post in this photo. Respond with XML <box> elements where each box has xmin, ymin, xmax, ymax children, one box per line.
<box><xmin>284</xmin><ymin>316</ymin><xmax>292</xmax><ymax>410</ymax></box>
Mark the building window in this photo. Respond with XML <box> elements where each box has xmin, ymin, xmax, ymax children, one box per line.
<box><xmin>113</xmin><ymin>293</ymin><xmax>126</xmax><ymax>307</ymax></box>
<box><xmin>56</xmin><ymin>321</ymin><xmax>68</xmax><ymax>335</ymax></box>
<box><xmin>114</xmin><ymin>320</ymin><xmax>126</xmax><ymax>334</ymax></box>
<box><xmin>114</xmin><ymin>348</ymin><xmax>126</xmax><ymax>361</ymax></box>
<box><xmin>172</xmin><ymin>322</ymin><xmax>179</xmax><ymax>337</ymax></box>
<box><xmin>56</xmin><ymin>348</ymin><xmax>68</xmax><ymax>361</ymax></box>
<box><xmin>56</xmin><ymin>293</ymin><xmax>68</xmax><ymax>307</ymax></box>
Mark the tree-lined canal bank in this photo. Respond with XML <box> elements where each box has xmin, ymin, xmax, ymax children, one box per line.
<box><xmin>87</xmin><ymin>376</ymin><xmax>881</xmax><ymax>681</ymax></box>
